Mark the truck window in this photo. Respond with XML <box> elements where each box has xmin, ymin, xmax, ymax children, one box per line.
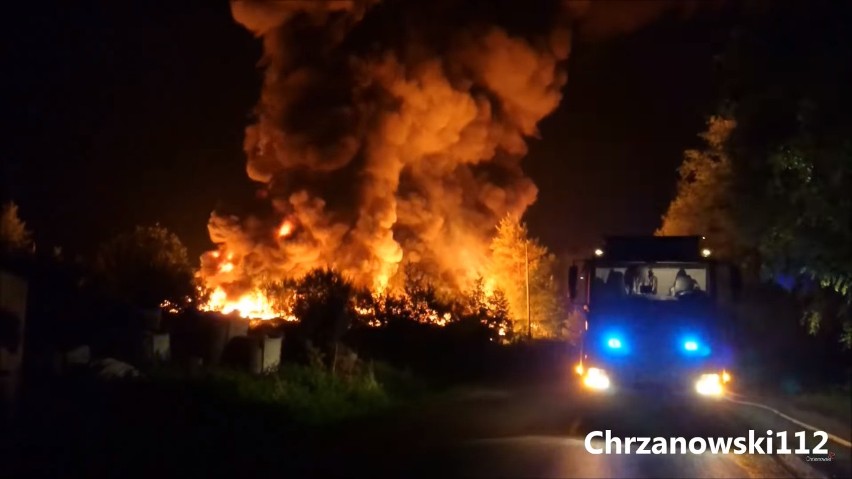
<box><xmin>591</xmin><ymin>263</ymin><xmax>708</xmax><ymax>304</ymax></box>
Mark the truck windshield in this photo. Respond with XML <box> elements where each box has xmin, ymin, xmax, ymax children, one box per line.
<box><xmin>590</xmin><ymin>263</ymin><xmax>708</xmax><ymax>304</ymax></box>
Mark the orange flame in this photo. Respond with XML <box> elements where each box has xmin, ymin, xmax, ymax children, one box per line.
<box><xmin>201</xmin><ymin>286</ymin><xmax>296</xmax><ymax>321</ymax></box>
<box><xmin>199</xmin><ymin>244</ymin><xmax>477</xmax><ymax>328</ymax></box>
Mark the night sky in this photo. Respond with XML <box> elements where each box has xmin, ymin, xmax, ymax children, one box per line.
<box><xmin>3</xmin><ymin>2</ymin><xmax>740</xmax><ymax>259</ymax></box>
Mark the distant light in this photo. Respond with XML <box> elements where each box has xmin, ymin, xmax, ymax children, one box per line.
<box><xmin>594</xmin><ymin>248</ymin><xmax>604</xmax><ymax>257</ymax></box>
<box><xmin>583</xmin><ymin>368</ymin><xmax>611</xmax><ymax>390</ymax></box>
<box><xmin>574</xmin><ymin>363</ymin><xmax>584</xmax><ymax>375</ymax></box>
<box><xmin>701</xmin><ymin>236</ymin><xmax>706</xmax><ymax>240</ymax></box>
<box><xmin>684</xmin><ymin>340</ymin><xmax>698</xmax><ymax>351</ymax></box>
<box><xmin>695</xmin><ymin>373</ymin><xmax>724</xmax><ymax>397</ymax></box>
<box><xmin>722</xmin><ymin>371</ymin><xmax>732</xmax><ymax>384</ymax></box>
<box><xmin>607</xmin><ymin>337</ymin><xmax>622</xmax><ymax>349</ymax></box>
<box><xmin>701</xmin><ymin>248</ymin><xmax>712</xmax><ymax>258</ymax></box>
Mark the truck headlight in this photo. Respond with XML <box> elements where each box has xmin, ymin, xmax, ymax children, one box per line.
<box><xmin>695</xmin><ymin>373</ymin><xmax>724</xmax><ymax>397</ymax></box>
<box><xmin>583</xmin><ymin>367</ymin><xmax>611</xmax><ymax>391</ymax></box>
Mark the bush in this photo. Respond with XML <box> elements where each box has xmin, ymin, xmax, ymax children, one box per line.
<box><xmin>152</xmin><ymin>361</ymin><xmax>391</xmax><ymax>425</ymax></box>
<box><xmin>293</xmin><ymin>269</ymin><xmax>355</xmax><ymax>353</ymax></box>
<box><xmin>94</xmin><ymin>224</ymin><xmax>195</xmax><ymax>308</ymax></box>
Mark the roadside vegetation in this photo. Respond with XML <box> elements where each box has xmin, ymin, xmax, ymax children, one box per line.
<box><xmin>657</xmin><ymin>3</ymin><xmax>851</xmax><ymax>396</ymax></box>
<box><xmin>2</xmin><ymin>361</ymin><xmax>417</xmax><ymax>477</ymax></box>
<box><xmin>791</xmin><ymin>386</ymin><xmax>852</xmax><ymax>424</ymax></box>
<box><xmin>150</xmin><ymin>363</ymin><xmax>389</xmax><ymax>425</ymax></box>
<box><xmin>658</xmin><ymin>2</ymin><xmax>852</xmax><ymax>349</ymax></box>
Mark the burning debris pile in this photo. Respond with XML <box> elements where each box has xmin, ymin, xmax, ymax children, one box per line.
<box><xmin>199</xmin><ymin>266</ymin><xmax>511</xmax><ymax>341</ymax></box>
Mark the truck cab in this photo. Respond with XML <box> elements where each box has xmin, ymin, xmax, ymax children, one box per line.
<box><xmin>568</xmin><ymin>236</ymin><xmax>739</xmax><ymax>396</ymax></box>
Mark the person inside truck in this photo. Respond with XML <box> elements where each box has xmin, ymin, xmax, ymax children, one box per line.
<box><xmin>671</xmin><ymin>268</ymin><xmax>702</xmax><ymax>297</ymax></box>
<box><xmin>671</xmin><ymin>269</ymin><xmax>690</xmax><ymax>296</ymax></box>
<box><xmin>639</xmin><ymin>269</ymin><xmax>658</xmax><ymax>295</ymax></box>
<box><xmin>624</xmin><ymin>265</ymin><xmax>641</xmax><ymax>294</ymax></box>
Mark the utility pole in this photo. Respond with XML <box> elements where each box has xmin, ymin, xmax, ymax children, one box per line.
<box><xmin>525</xmin><ymin>240</ymin><xmax>531</xmax><ymax>340</ymax></box>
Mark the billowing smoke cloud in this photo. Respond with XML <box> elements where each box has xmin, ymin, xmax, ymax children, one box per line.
<box><xmin>202</xmin><ymin>0</ymin><xmax>703</xmax><ymax>298</ymax></box>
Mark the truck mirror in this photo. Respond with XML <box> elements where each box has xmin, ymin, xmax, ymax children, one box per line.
<box><xmin>568</xmin><ymin>265</ymin><xmax>578</xmax><ymax>300</ymax></box>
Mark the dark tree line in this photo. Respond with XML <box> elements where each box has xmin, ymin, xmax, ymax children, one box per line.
<box><xmin>660</xmin><ymin>2</ymin><xmax>852</xmax><ymax>347</ymax></box>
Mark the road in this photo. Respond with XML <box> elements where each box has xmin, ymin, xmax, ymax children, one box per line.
<box><xmin>5</xmin><ymin>372</ymin><xmax>848</xmax><ymax>478</ymax></box>
<box><xmin>310</xmin><ymin>381</ymin><xmax>848</xmax><ymax>478</ymax></box>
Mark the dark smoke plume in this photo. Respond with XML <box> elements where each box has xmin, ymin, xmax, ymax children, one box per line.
<box><xmin>202</xmin><ymin>0</ymin><xmax>712</xmax><ymax>299</ymax></box>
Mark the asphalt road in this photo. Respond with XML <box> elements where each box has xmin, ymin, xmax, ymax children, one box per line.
<box><xmin>312</xmin><ymin>381</ymin><xmax>848</xmax><ymax>478</ymax></box>
<box><xmin>5</xmin><ymin>373</ymin><xmax>847</xmax><ymax>478</ymax></box>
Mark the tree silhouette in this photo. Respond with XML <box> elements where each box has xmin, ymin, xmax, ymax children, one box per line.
<box><xmin>488</xmin><ymin>215</ymin><xmax>569</xmax><ymax>339</ymax></box>
<box><xmin>659</xmin><ymin>3</ymin><xmax>852</xmax><ymax>345</ymax></box>
<box><xmin>658</xmin><ymin>116</ymin><xmax>741</xmax><ymax>262</ymax></box>
<box><xmin>0</xmin><ymin>202</ymin><xmax>33</xmax><ymax>254</ymax></box>
<box><xmin>293</xmin><ymin>268</ymin><xmax>355</xmax><ymax>349</ymax></box>
<box><xmin>464</xmin><ymin>277</ymin><xmax>512</xmax><ymax>342</ymax></box>
<box><xmin>95</xmin><ymin>224</ymin><xmax>195</xmax><ymax>308</ymax></box>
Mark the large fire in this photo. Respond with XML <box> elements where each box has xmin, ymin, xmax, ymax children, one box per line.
<box><xmin>195</xmin><ymin>0</ymin><xmax>696</xmax><ymax>326</ymax></box>
<box><xmin>198</xmin><ymin>243</ymin><xmax>296</xmax><ymax>320</ymax></box>
<box><xmin>195</xmin><ymin>0</ymin><xmax>576</xmax><ymax>319</ymax></box>
<box><xmin>202</xmin><ymin>286</ymin><xmax>291</xmax><ymax>321</ymax></box>
<box><xmin>193</xmin><ymin>1</ymin><xmax>703</xmax><ymax>331</ymax></box>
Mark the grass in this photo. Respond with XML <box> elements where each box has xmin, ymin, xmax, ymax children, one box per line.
<box><xmin>790</xmin><ymin>385</ymin><xmax>852</xmax><ymax>423</ymax></box>
<box><xmin>3</xmin><ymin>360</ymin><xmax>428</xmax><ymax>477</ymax></box>
<box><xmin>146</xmin><ymin>360</ymin><xmax>423</xmax><ymax>425</ymax></box>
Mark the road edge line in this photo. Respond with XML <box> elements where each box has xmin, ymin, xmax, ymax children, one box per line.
<box><xmin>724</xmin><ymin>394</ymin><xmax>851</xmax><ymax>449</ymax></box>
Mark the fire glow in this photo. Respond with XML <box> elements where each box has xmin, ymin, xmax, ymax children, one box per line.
<box><xmin>202</xmin><ymin>286</ymin><xmax>293</xmax><ymax>321</ymax></box>
<box><xmin>198</xmin><ymin>278</ymin><xmax>459</xmax><ymax>327</ymax></box>
<box><xmin>277</xmin><ymin>220</ymin><xmax>293</xmax><ymax>239</ymax></box>
<box><xmin>194</xmin><ymin>0</ymin><xmax>574</xmax><ymax>315</ymax></box>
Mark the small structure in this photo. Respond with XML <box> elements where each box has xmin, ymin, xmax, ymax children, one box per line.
<box><xmin>222</xmin><ymin>333</ymin><xmax>283</xmax><ymax>374</ymax></box>
<box><xmin>254</xmin><ymin>334</ymin><xmax>282</xmax><ymax>374</ymax></box>
<box><xmin>142</xmin><ymin>332</ymin><xmax>170</xmax><ymax>364</ymax></box>
<box><xmin>204</xmin><ymin>312</ymin><xmax>250</xmax><ymax>366</ymax></box>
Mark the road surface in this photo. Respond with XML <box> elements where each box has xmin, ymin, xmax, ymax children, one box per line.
<box><xmin>5</xmin><ymin>374</ymin><xmax>848</xmax><ymax>478</ymax></box>
<box><xmin>309</xmin><ymin>382</ymin><xmax>849</xmax><ymax>478</ymax></box>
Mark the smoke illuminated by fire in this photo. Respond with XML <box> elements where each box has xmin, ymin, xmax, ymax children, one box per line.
<box><xmin>197</xmin><ymin>0</ymin><xmax>703</xmax><ymax>319</ymax></box>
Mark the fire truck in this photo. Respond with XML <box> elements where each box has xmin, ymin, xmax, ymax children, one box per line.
<box><xmin>568</xmin><ymin>236</ymin><xmax>740</xmax><ymax>396</ymax></box>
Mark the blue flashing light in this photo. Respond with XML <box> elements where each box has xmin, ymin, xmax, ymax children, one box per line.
<box><xmin>680</xmin><ymin>336</ymin><xmax>711</xmax><ymax>357</ymax></box>
<box><xmin>607</xmin><ymin>337</ymin><xmax>623</xmax><ymax>349</ymax></box>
